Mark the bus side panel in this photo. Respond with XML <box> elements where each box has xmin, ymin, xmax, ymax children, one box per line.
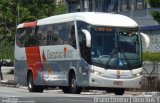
<box><xmin>32</xmin><ymin>45</ymin><xmax>90</xmax><ymax>87</ymax></box>
<box><xmin>14</xmin><ymin>45</ymin><xmax>90</xmax><ymax>87</ymax></box>
<box><xmin>14</xmin><ymin>46</ymin><xmax>28</xmax><ymax>86</ymax></box>
<box><xmin>76</xmin><ymin>59</ymin><xmax>90</xmax><ymax>87</ymax></box>
<box><xmin>25</xmin><ymin>47</ymin><xmax>42</xmax><ymax>81</ymax></box>
<box><xmin>35</xmin><ymin>60</ymin><xmax>89</xmax><ymax>87</ymax></box>
<box><xmin>37</xmin><ymin>60</ymin><xmax>73</xmax><ymax>86</ymax></box>
<box><xmin>14</xmin><ymin>59</ymin><xmax>28</xmax><ymax>86</ymax></box>
<box><xmin>35</xmin><ymin>46</ymin><xmax>77</xmax><ymax>86</ymax></box>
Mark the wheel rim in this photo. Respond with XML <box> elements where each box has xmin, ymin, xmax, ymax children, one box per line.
<box><xmin>71</xmin><ymin>78</ymin><xmax>76</xmax><ymax>89</ymax></box>
<box><xmin>70</xmin><ymin>76</ymin><xmax>77</xmax><ymax>93</ymax></box>
<box><xmin>28</xmin><ymin>76</ymin><xmax>32</xmax><ymax>89</ymax></box>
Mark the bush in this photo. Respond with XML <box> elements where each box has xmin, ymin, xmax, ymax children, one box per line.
<box><xmin>143</xmin><ymin>51</ymin><xmax>160</xmax><ymax>61</ymax></box>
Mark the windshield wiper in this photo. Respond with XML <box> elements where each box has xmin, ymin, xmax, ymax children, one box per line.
<box><xmin>119</xmin><ymin>50</ymin><xmax>131</xmax><ymax>69</ymax></box>
<box><xmin>105</xmin><ymin>49</ymin><xmax>117</xmax><ymax>69</ymax></box>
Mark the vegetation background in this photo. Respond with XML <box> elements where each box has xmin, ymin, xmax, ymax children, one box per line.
<box><xmin>0</xmin><ymin>0</ymin><xmax>66</xmax><ymax>61</ymax></box>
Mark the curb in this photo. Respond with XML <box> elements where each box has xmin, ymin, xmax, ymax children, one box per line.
<box><xmin>0</xmin><ymin>80</ymin><xmax>17</xmax><ymax>86</ymax></box>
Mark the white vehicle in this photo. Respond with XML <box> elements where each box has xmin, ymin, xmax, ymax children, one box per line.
<box><xmin>14</xmin><ymin>12</ymin><xmax>147</xmax><ymax>95</ymax></box>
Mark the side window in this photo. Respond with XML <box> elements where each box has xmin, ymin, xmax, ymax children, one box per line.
<box><xmin>47</xmin><ymin>31</ymin><xmax>52</xmax><ymax>45</ymax></box>
<box><xmin>68</xmin><ymin>26</ymin><xmax>77</xmax><ymax>48</ymax></box>
<box><xmin>36</xmin><ymin>22</ymin><xmax>76</xmax><ymax>47</ymax></box>
<box><xmin>16</xmin><ymin>28</ymin><xmax>26</xmax><ymax>47</ymax></box>
<box><xmin>77</xmin><ymin>21</ymin><xmax>91</xmax><ymax>64</ymax></box>
<box><xmin>16</xmin><ymin>27</ymin><xmax>38</xmax><ymax>47</ymax></box>
<box><xmin>37</xmin><ymin>26</ymin><xmax>47</xmax><ymax>46</ymax></box>
<box><xmin>55</xmin><ymin>24</ymin><xmax>64</xmax><ymax>45</ymax></box>
<box><xmin>38</xmin><ymin>25</ymin><xmax>56</xmax><ymax>46</ymax></box>
<box><xmin>54</xmin><ymin>22</ymin><xmax>77</xmax><ymax>48</ymax></box>
<box><xmin>57</xmin><ymin>22</ymin><xmax>77</xmax><ymax>48</ymax></box>
<box><xmin>24</xmin><ymin>27</ymin><xmax>37</xmax><ymax>47</ymax></box>
<box><xmin>59</xmin><ymin>23</ymin><xmax>69</xmax><ymax>44</ymax></box>
<box><xmin>49</xmin><ymin>24</ymin><xmax>65</xmax><ymax>45</ymax></box>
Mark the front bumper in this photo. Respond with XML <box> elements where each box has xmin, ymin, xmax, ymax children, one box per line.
<box><xmin>89</xmin><ymin>73</ymin><xmax>142</xmax><ymax>88</ymax></box>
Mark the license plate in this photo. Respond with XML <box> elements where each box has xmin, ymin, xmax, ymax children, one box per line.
<box><xmin>113</xmin><ymin>81</ymin><xmax>123</xmax><ymax>85</ymax></box>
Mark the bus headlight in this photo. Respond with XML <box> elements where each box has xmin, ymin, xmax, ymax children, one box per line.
<box><xmin>94</xmin><ymin>71</ymin><xmax>102</xmax><ymax>75</ymax></box>
<box><xmin>133</xmin><ymin>72</ymin><xmax>142</xmax><ymax>77</ymax></box>
<box><xmin>91</xmin><ymin>70</ymin><xmax>103</xmax><ymax>76</ymax></box>
<box><xmin>91</xmin><ymin>68</ymin><xmax>104</xmax><ymax>76</ymax></box>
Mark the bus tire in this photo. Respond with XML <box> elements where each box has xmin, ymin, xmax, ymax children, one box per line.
<box><xmin>69</xmin><ymin>73</ymin><xmax>82</xmax><ymax>94</ymax></box>
<box><xmin>114</xmin><ymin>88</ymin><xmax>125</xmax><ymax>95</ymax></box>
<box><xmin>62</xmin><ymin>87</ymin><xmax>70</xmax><ymax>93</ymax></box>
<box><xmin>27</xmin><ymin>72</ymin><xmax>44</xmax><ymax>93</ymax></box>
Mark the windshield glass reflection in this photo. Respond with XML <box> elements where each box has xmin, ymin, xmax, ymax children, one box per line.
<box><xmin>91</xmin><ymin>27</ymin><xmax>142</xmax><ymax>70</ymax></box>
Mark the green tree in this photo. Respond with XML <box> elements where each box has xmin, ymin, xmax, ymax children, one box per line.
<box><xmin>148</xmin><ymin>0</ymin><xmax>160</xmax><ymax>24</ymax></box>
<box><xmin>54</xmin><ymin>0</ymin><xmax>66</xmax><ymax>15</ymax></box>
<box><xmin>0</xmin><ymin>0</ymin><xmax>66</xmax><ymax>60</ymax></box>
<box><xmin>0</xmin><ymin>0</ymin><xmax>17</xmax><ymax>60</ymax></box>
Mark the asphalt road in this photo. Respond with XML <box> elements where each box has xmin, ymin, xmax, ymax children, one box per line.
<box><xmin>0</xmin><ymin>86</ymin><xmax>154</xmax><ymax>103</ymax></box>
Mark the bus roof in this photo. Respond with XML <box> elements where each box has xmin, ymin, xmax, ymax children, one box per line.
<box><xmin>17</xmin><ymin>12</ymin><xmax>138</xmax><ymax>28</ymax></box>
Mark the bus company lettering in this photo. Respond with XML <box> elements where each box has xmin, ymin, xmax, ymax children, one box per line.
<box><xmin>47</xmin><ymin>49</ymin><xmax>73</xmax><ymax>59</ymax></box>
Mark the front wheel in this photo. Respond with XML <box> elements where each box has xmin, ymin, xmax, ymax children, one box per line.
<box><xmin>27</xmin><ymin>73</ymin><xmax>44</xmax><ymax>93</ymax></box>
<box><xmin>114</xmin><ymin>88</ymin><xmax>125</xmax><ymax>95</ymax></box>
<box><xmin>69</xmin><ymin>74</ymin><xmax>82</xmax><ymax>94</ymax></box>
<box><xmin>62</xmin><ymin>87</ymin><xmax>70</xmax><ymax>93</ymax></box>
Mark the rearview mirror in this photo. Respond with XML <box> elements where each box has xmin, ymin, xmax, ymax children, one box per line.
<box><xmin>82</xmin><ymin>29</ymin><xmax>91</xmax><ymax>47</ymax></box>
<box><xmin>140</xmin><ymin>32</ymin><xmax>150</xmax><ymax>48</ymax></box>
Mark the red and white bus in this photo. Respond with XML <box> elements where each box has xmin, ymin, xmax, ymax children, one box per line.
<box><xmin>14</xmin><ymin>12</ymin><xmax>149</xmax><ymax>95</ymax></box>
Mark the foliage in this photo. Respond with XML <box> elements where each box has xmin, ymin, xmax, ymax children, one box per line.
<box><xmin>148</xmin><ymin>0</ymin><xmax>160</xmax><ymax>24</ymax></box>
<box><xmin>0</xmin><ymin>0</ymin><xmax>66</xmax><ymax>60</ymax></box>
<box><xmin>17</xmin><ymin>0</ymin><xmax>57</xmax><ymax>22</ymax></box>
<box><xmin>54</xmin><ymin>0</ymin><xmax>66</xmax><ymax>15</ymax></box>
<box><xmin>143</xmin><ymin>51</ymin><xmax>160</xmax><ymax>61</ymax></box>
<box><xmin>151</xmin><ymin>11</ymin><xmax>160</xmax><ymax>24</ymax></box>
<box><xmin>148</xmin><ymin>0</ymin><xmax>160</xmax><ymax>8</ymax></box>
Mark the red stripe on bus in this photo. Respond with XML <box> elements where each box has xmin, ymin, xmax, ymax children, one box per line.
<box><xmin>24</xmin><ymin>21</ymin><xmax>37</xmax><ymax>28</ymax></box>
<box><xmin>25</xmin><ymin>47</ymin><xmax>42</xmax><ymax>80</ymax></box>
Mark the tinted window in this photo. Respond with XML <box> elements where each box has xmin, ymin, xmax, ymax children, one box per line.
<box><xmin>16</xmin><ymin>22</ymin><xmax>77</xmax><ymax>48</ymax></box>
<box><xmin>16</xmin><ymin>27</ymin><xmax>37</xmax><ymax>47</ymax></box>
<box><xmin>24</xmin><ymin>27</ymin><xmax>38</xmax><ymax>47</ymax></box>
<box><xmin>16</xmin><ymin>28</ymin><xmax>25</xmax><ymax>47</ymax></box>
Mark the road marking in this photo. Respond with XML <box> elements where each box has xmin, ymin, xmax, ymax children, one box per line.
<box><xmin>17</xmin><ymin>101</ymin><xmax>35</xmax><ymax>103</ymax></box>
<box><xmin>57</xmin><ymin>98</ymin><xmax>91</xmax><ymax>103</ymax></box>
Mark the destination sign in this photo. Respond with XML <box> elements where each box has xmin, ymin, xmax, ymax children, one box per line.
<box><xmin>95</xmin><ymin>27</ymin><xmax>113</xmax><ymax>32</ymax></box>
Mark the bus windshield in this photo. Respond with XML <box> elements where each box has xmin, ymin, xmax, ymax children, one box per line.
<box><xmin>91</xmin><ymin>26</ymin><xmax>141</xmax><ymax>70</ymax></box>
<box><xmin>117</xmin><ymin>28</ymin><xmax>141</xmax><ymax>69</ymax></box>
